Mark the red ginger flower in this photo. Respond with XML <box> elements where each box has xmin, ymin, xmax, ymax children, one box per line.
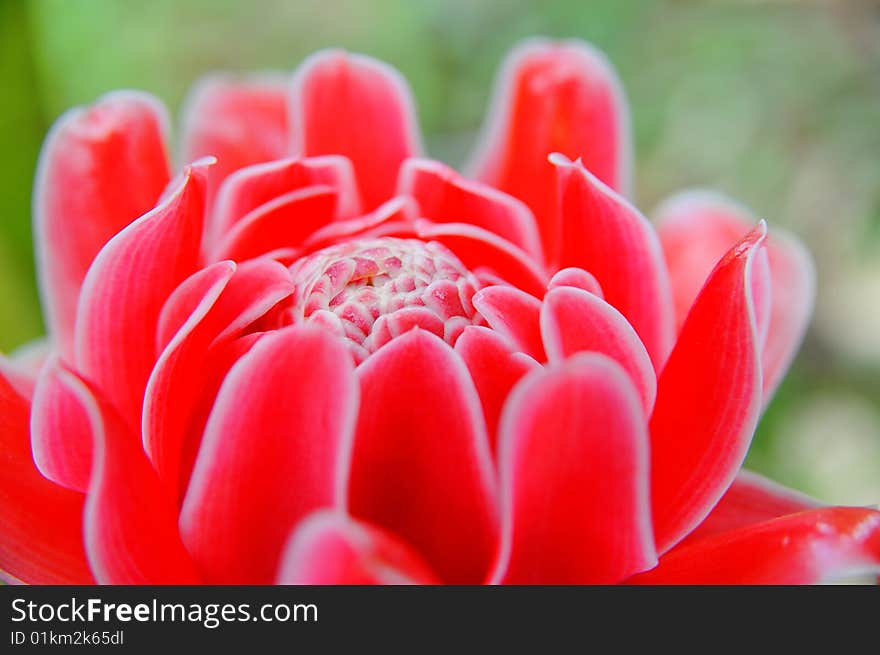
<box><xmin>2</xmin><ymin>39</ymin><xmax>879</xmax><ymax>585</ymax></box>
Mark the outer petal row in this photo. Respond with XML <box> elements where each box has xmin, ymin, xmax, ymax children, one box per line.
<box><xmin>34</xmin><ymin>92</ymin><xmax>171</xmax><ymax>357</ymax></box>
<box><xmin>655</xmin><ymin>191</ymin><xmax>815</xmax><ymax>404</ymax></box>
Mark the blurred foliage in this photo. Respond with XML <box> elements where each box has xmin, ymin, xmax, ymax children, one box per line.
<box><xmin>1</xmin><ymin>0</ymin><xmax>879</xmax><ymax>500</ymax></box>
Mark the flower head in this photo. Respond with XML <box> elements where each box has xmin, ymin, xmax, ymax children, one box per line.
<box><xmin>2</xmin><ymin>39</ymin><xmax>878</xmax><ymax>585</ymax></box>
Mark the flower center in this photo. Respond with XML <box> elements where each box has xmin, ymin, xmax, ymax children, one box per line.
<box><xmin>289</xmin><ymin>237</ymin><xmax>482</xmax><ymax>362</ymax></box>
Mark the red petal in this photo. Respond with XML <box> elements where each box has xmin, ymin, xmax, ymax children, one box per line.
<box><xmin>52</xmin><ymin>369</ymin><xmax>200</xmax><ymax>584</ymax></box>
<box><xmin>467</xmin><ymin>38</ymin><xmax>631</xmax><ymax>261</ymax></box>
<box><xmin>650</xmin><ymin>223</ymin><xmax>768</xmax><ymax>553</ymax></box>
<box><xmin>175</xmin><ymin>334</ymin><xmax>266</xmax><ymax>501</ymax></box>
<box><xmin>302</xmin><ymin>196</ymin><xmax>417</xmax><ymax>253</ymax></box>
<box><xmin>30</xmin><ymin>357</ymin><xmax>96</xmax><ymax>493</ymax></box>
<box><xmin>4</xmin><ymin>338</ymin><xmax>51</xmax><ymax>398</ymax></box>
<box><xmin>655</xmin><ymin>191</ymin><xmax>815</xmax><ymax>402</ymax></box>
<box><xmin>180</xmin><ymin>75</ymin><xmax>289</xmax><ymax>207</ymax></box>
<box><xmin>179</xmin><ymin>326</ymin><xmax>358</xmax><ymax>584</ymax></box>
<box><xmin>143</xmin><ymin>262</ymin><xmax>236</xmax><ymax>498</ymax></box>
<box><xmin>155</xmin><ymin>261</ymin><xmax>236</xmax><ymax>354</ymax></box>
<box><xmin>547</xmin><ymin>267</ymin><xmax>604</xmax><ymax>297</ymax></box>
<box><xmin>196</xmin><ymin>258</ymin><xmax>294</xmax><ymax>343</ymax></box>
<box><xmin>0</xmin><ymin>359</ymin><xmax>93</xmax><ymax>584</ymax></box>
<box><xmin>552</xmin><ymin>154</ymin><xmax>674</xmax><ymax>367</ymax></box>
<box><xmin>398</xmin><ymin>158</ymin><xmax>543</xmax><ymax>262</ymax></box>
<box><xmin>34</xmin><ymin>91</ymin><xmax>171</xmax><ymax>357</ymax></box>
<box><xmin>541</xmin><ymin>286</ymin><xmax>656</xmax><ymax>416</ymax></box>
<box><xmin>73</xmin><ymin>159</ymin><xmax>210</xmax><ymax>430</ymax></box>
<box><xmin>455</xmin><ymin>326</ymin><xmax>537</xmax><ymax>454</ymax></box>
<box><xmin>212</xmin><ymin>186</ymin><xmax>338</xmax><ymax>262</ymax></box>
<box><xmin>492</xmin><ymin>353</ymin><xmax>655</xmax><ymax>584</ymax></box>
<box><xmin>472</xmin><ymin>286</ymin><xmax>545</xmax><ymax>361</ymax></box>
<box><xmin>276</xmin><ymin>511</ymin><xmax>440</xmax><ymax>584</ymax></box>
<box><xmin>385</xmin><ymin>220</ymin><xmax>548</xmax><ymax>298</ymax></box>
<box><xmin>629</xmin><ymin>507</ymin><xmax>880</xmax><ymax>584</ymax></box>
<box><xmin>682</xmin><ymin>470</ymin><xmax>822</xmax><ymax>545</ymax></box>
<box><xmin>348</xmin><ymin>329</ymin><xmax>498</xmax><ymax>583</ymax></box>
<box><xmin>209</xmin><ymin>155</ymin><xmax>361</xmax><ymax>249</ymax></box>
<box><xmin>291</xmin><ymin>50</ymin><xmax>422</xmax><ymax>210</ymax></box>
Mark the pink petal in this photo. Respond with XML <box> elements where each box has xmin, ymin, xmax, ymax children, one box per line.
<box><xmin>212</xmin><ymin>186</ymin><xmax>338</xmax><ymax>262</ymax></box>
<box><xmin>179</xmin><ymin>326</ymin><xmax>358</xmax><ymax>584</ymax></box>
<box><xmin>276</xmin><ymin>511</ymin><xmax>440</xmax><ymax>584</ymax></box>
<box><xmin>540</xmin><ymin>286</ymin><xmax>656</xmax><ymax>417</ymax></box>
<box><xmin>143</xmin><ymin>262</ymin><xmax>236</xmax><ymax>497</ymax></box>
<box><xmin>50</xmin><ymin>369</ymin><xmax>200</xmax><ymax>584</ymax></box>
<box><xmin>208</xmin><ymin>155</ymin><xmax>361</xmax><ymax>249</ymax></box>
<box><xmin>655</xmin><ymin>190</ymin><xmax>815</xmax><ymax>402</ymax></box>
<box><xmin>180</xmin><ymin>75</ymin><xmax>290</xmax><ymax>207</ymax></box>
<box><xmin>34</xmin><ymin>91</ymin><xmax>171</xmax><ymax>357</ymax></box>
<box><xmin>650</xmin><ymin>223</ymin><xmax>768</xmax><ymax>553</ymax></box>
<box><xmin>472</xmin><ymin>286</ymin><xmax>545</xmax><ymax>361</ymax></box>
<box><xmin>291</xmin><ymin>50</ymin><xmax>422</xmax><ymax>210</ymax></box>
<box><xmin>0</xmin><ymin>359</ymin><xmax>93</xmax><ymax>584</ymax></box>
<box><xmin>551</xmin><ymin>154</ymin><xmax>674</xmax><ymax>368</ymax></box>
<box><xmin>155</xmin><ymin>261</ymin><xmax>236</xmax><ymax>355</ymax></box>
<box><xmin>398</xmin><ymin>158</ymin><xmax>543</xmax><ymax>261</ymax></box>
<box><xmin>348</xmin><ymin>329</ymin><xmax>498</xmax><ymax>583</ymax></box>
<box><xmin>196</xmin><ymin>258</ymin><xmax>294</xmax><ymax>343</ymax></box>
<box><xmin>30</xmin><ymin>357</ymin><xmax>96</xmax><ymax>493</ymax></box>
<box><xmin>302</xmin><ymin>196</ymin><xmax>418</xmax><ymax>253</ymax></box>
<box><xmin>467</xmin><ymin>38</ymin><xmax>631</xmax><ymax>261</ymax></box>
<box><xmin>547</xmin><ymin>267</ymin><xmax>604</xmax><ymax>297</ymax></box>
<box><xmin>4</xmin><ymin>338</ymin><xmax>50</xmax><ymax>399</ymax></box>
<box><xmin>455</xmin><ymin>326</ymin><xmax>537</xmax><ymax>454</ymax></box>
<box><xmin>73</xmin><ymin>159</ymin><xmax>210</xmax><ymax>430</ymax></box>
<box><xmin>381</xmin><ymin>220</ymin><xmax>548</xmax><ymax>298</ymax></box>
<box><xmin>491</xmin><ymin>353</ymin><xmax>655</xmax><ymax>584</ymax></box>
<box><xmin>682</xmin><ymin>470</ymin><xmax>822</xmax><ymax>546</ymax></box>
<box><xmin>629</xmin><ymin>507</ymin><xmax>880</xmax><ymax>584</ymax></box>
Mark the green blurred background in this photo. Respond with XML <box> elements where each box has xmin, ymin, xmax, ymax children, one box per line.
<box><xmin>1</xmin><ymin>0</ymin><xmax>879</xmax><ymax>503</ymax></box>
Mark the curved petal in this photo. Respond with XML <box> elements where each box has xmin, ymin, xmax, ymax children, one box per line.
<box><xmin>348</xmin><ymin>329</ymin><xmax>498</xmax><ymax>584</ymax></box>
<box><xmin>491</xmin><ymin>353</ymin><xmax>655</xmax><ymax>584</ymax></box>
<box><xmin>73</xmin><ymin>159</ymin><xmax>210</xmax><ymax>430</ymax></box>
<box><xmin>276</xmin><ymin>511</ymin><xmax>440</xmax><ymax>584</ymax></box>
<box><xmin>290</xmin><ymin>50</ymin><xmax>422</xmax><ymax>210</ymax></box>
<box><xmin>682</xmin><ymin>470</ymin><xmax>822</xmax><ymax>545</ymax></box>
<box><xmin>650</xmin><ymin>223</ymin><xmax>768</xmax><ymax>553</ymax></box>
<box><xmin>49</xmin><ymin>369</ymin><xmax>200</xmax><ymax>584</ymax></box>
<box><xmin>541</xmin><ymin>286</ymin><xmax>656</xmax><ymax>416</ymax></box>
<box><xmin>455</xmin><ymin>326</ymin><xmax>538</xmax><ymax>454</ymax></box>
<box><xmin>629</xmin><ymin>507</ymin><xmax>880</xmax><ymax>584</ymax></box>
<box><xmin>209</xmin><ymin>155</ymin><xmax>360</xmax><ymax>249</ymax></box>
<box><xmin>547</xmin><ymin>267</ymin><xmax>604</xmax><ymax>297</ymax></box>
<box><xmin>472</xmin><ymin>286</ymin><xmax>545</xmax><ymax>361</ymax></box>
<box><xmin>155</xmin><ymin>261</ymin><xmax>236</xmax><ymax>354</ymax></box>
<box><xmin>302</xmin><ymin>196</ymin><xmax>417</xmax><ymax>254</ymax></box>
<box><xmin>4</xmin><ymin>337</ymin><xmax>50</xmax><ymax>399</ymax></box>
<box><xmin>212</xmin><ymin>186</ymin><xmax>338</xmax><ymax>262</ymax></box>
<box><xmin>0</xmin><ymin>359</ymin><xmax>93</xmax><ymax>584</ymax></box>
<box><xmin>180</xmin><ymin>74</ymin><xmax>290</xmax><ymax>207</ymax></box>
<box><xmin>467</xmin><ymin>38</ymin><xmax>631</xmax><ymax>260</ymax></box>
<box><xmin>180</xmin><ymin>327</ymin><xmax>358</xmax><ymax>584</ymax></box>
<box><xmin>198</xmin><ymin>259</ymin><xmax>294</xmax><ymax>343</ymax></box>
<box><xmin>34</xmin><ymin>91</ymin><xmax>171</xmax><ymax>357</ymax></box>
<box><xmin>551</xmin><ymin>154</ymin><xmax>674</xmax><ymax>367</ymax></box>
<box><xmin>379</xmin><ymin>220</ymin><xmax>548</xmax><ymax>298</ymax></box>
<box><xmin>655</xmin><ymin>190</ymin><xmax>815</xmax><ymax>403</ymax></box>
<box><xmin>30</xmin><ymin>357</ymin><xmax>96</xmax><ymax>493</ymax></box>
<box><xmin>143</xmin><ymin>262</ymin><xmax>236</xmax><ymax>497</ymax></box>
<box><xmin>398</xmin><ymin>158</ymin><xmax>543</xmax><ymax>262</ymax></box>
